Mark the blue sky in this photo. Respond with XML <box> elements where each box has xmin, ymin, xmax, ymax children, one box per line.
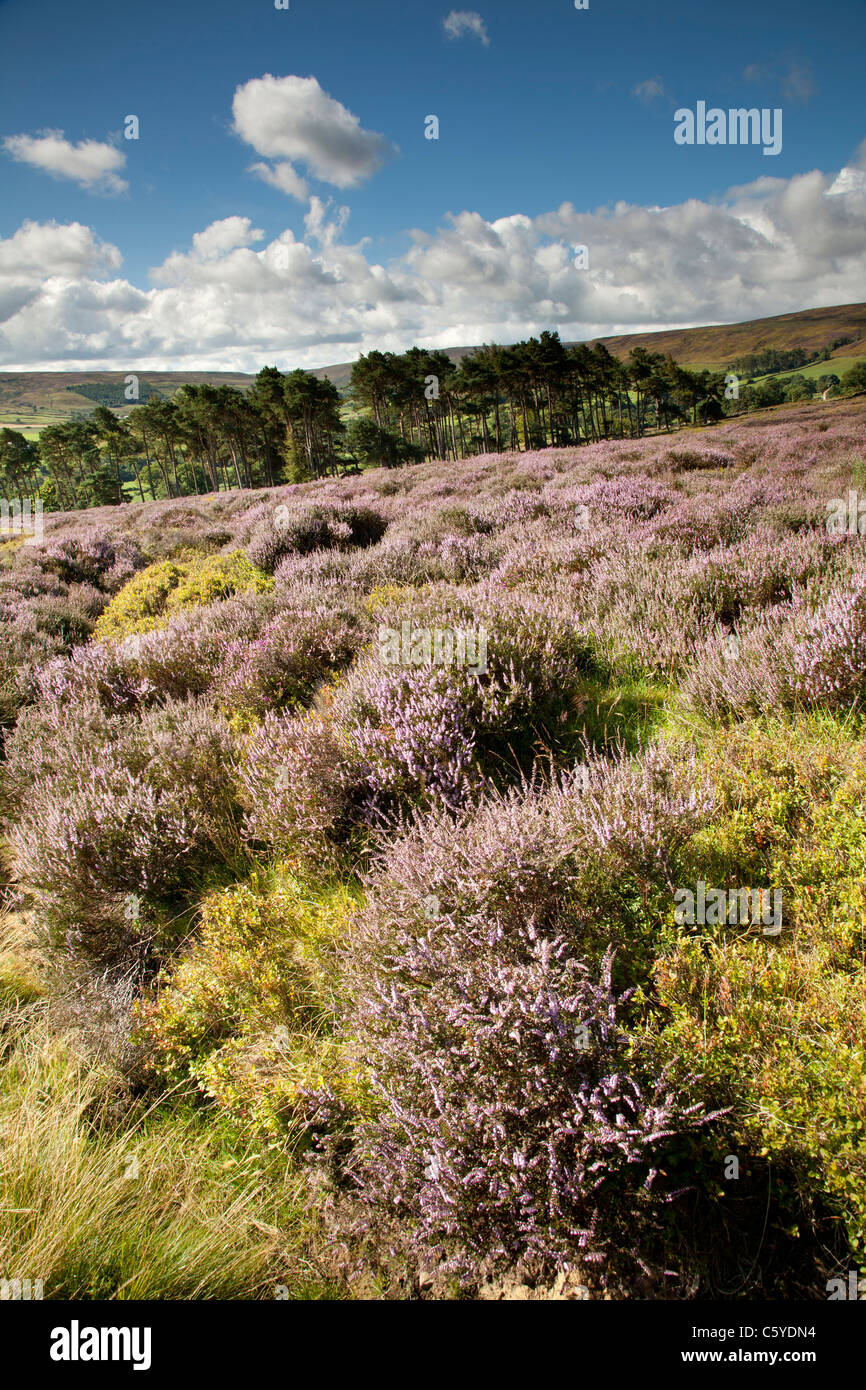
<box><xmin>1</xmin><ymin>0</ymin><xmax>864</xmax><ymax>370</ymax></box>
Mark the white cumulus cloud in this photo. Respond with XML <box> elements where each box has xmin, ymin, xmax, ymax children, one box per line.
<box><xmin>232</xmin><ymin>74</ymin><xmax>395</xmax><ymax>196</ymax></box>
<box><xmin>3</xmin><ymin>129</ymin><xmax>127</xmax><ymax>194</ymax></box>
<box><xmin>191</xmin><ymin>217</ymin><xmax>265</xmax><ymax>261</ymax></box>
<box><xmin>0</xmin><ymin>153</ymin><xmax>864</xmax><ymax>370</ymax></box>
<box><xmin>248</xmin><ymin>160</ymin><xmax>309</xmax><ymax>202</ymax></box>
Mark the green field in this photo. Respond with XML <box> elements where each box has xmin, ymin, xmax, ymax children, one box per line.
<box><xmin>744</xmin><ymin>354</ymin><xmax>865</xmax><ymax>385</ymax></box>
<box><xmin>0</xmin><ymin>407</ymin><xmax>92</xmax><ymax>439</ymax></box>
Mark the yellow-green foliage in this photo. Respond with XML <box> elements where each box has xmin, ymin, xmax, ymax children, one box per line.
<box><xmin>168</xmin><ymin>551</ymin><xmax>273</xmax><ymax>610</ymax></box>
<box><xmin>653</xmin><ymin>714</ymin><xmax>866</xmax><ymax>1255</ymax></box>
<box><xmin>93</xmin><ymin>558</ymin><xmax>182</xmax><ymax>640</ymax></box>
<box><xmin>92</xmin><ymin>550</ymin><xmax>274</xmax><ymax>642</ymax></box>
<box><xmin>364</xmin><ymin>583</ymin><xmax>415</xmax><ymax>614</ymax></box>
<box><xmin>137</xmin><ymin>866</ymin><xmax>364</xmax><ymax>1135</ymax></box>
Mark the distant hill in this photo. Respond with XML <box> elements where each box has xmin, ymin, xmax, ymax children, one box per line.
<box><xmin>1</xmin><ymin>303</ymin><xmax>864</xmax><ymax>435</ymax></box>
<box><xmin>312</xmin><ymin>302</ymin><xmax>866</xmax><ymax>387</ymax></box>
<box><xmin>583</xmin><ymin>302</ymin><xmax>866</xmax><ymax>371</ymax></box>
<box><xmin>0</xmin><ymin>370</ymin><xmax>254</xmax><ymax>420</ymax></box>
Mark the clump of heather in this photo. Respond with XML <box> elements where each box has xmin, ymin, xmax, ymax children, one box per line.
<box><xmin>33</xmin><ymin>590</ymin><xmax>365</xmax><ymax>719</ymax></box>
<box><xmin>35</xmin><ymin>527</ymin><xmax>143</xmax><ymax>592</ymax></box>
<box><xmin>790</xmin><ymin>567</ymin><xmax>866</xmax><ymax>710</ymax></box>
<box><xmin>334</xmin><ymin>751</ymin><xmax>718</xmax><ymax>1283</ymax></box>
<box><xmin>246</xmin><ymin>502</ymin><xmax>388</xmax><ymax>572</ymax></box>
<box><xmin>684</xmin><ymin>565</ymin><xmax>866</xmax><ymax>719</ymax></box>
<box><xmin>484</xmin><ymin>488</ymin><xmax>550</xmax><ymax>526</ymax></box>
<box><xmin>572</xmin><ymin>743</ymin><xmax>715</xmax><ymax>884</ymax></box>
<box><xmin>235</xmin><ymin>591</ymin><xmax>601</xmax><ymax>852</ymax></box>
<box><xmin>679</xmin><ymin>527</ymin><xmax>843</xmax><ymax>626</ymax></box>
<box><xmin>273</xmin><ymin>547</ymin><xmax>354</xmax><ymax>592</ymax></box>
<box><xmin>0</xmin><ymin>611</ymin><xmax>70</xmax><ymax>724</ymax></box>
<box><xmin>647</xmin><ymin>491</ymin><xmax>751</xmax><ymax>552</ymax></box>
<box><xmin>343</xmin><ymin>940</ymin><xmax>711</xmax><ymax>1283</ymax></box>
<box><xmin>212</xmin><ymin>604</ymin><xmax>365</xmax><ymax>722</ymax></box>
<box><xmin>555</xmin><ymin>475</ymin><xmax>678</xmax><ymax>522</ymax></box>
<box><xmin>352</xmin><ymin>529</ymin><xmax>503</xmax><ymax>588</ymax></box>
<box><xmin>0</xmin><ymin>534</ymin><xmax>143</xmax><ymax>721</ymax></box>
<box><xmin>339</xmin><ymin>661</ymin><xmax>481</xmax><ymax>810</ymax></box>
<box><xmin>236</xmin><ymin>712</ymin><xmax>359</xmax><ymax>865</ymax></box>
<box><xmin>336</xmin><ymin>742</ymin><xmax>713</xmax><ymax>969</ymax></box>
<box><xmin>6</xmin><ymin>698</ymin><xmax>243</xmax><ymax>960</ymax></box>
<box><xmin>663</xmin><ymin>446</ymin><xmax>734</xmax><ymax>473</ymax></box>
<box><xmin>329</xmin><ymin>592</ymin><xmax>599</xmax><ymax>815</ymax></box>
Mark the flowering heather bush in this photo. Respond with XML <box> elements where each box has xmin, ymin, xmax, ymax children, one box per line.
<box><xmin>570</xmin><ymin>539</ymin><xmax>710</xmax><ymax>675</ymax></box>
<box><xmin>0</xmin><ymin>539</ymin><xmax>140</xmax><ymax>721</ymax></box>
<box><xmin>484</xmin><ymin>488</ymin><xmax>550</xmax><ymax>526</ymax></box>
<box><xmin>685</xmin><ymin>564</ymin><xmax>866</xmax><ymax>718</ymax></box>
<box><xmin>489</xmin><ymin>529</ymin><xmax>606</xmax><ymax>593</ymax></box>
<box><xmin>33</xmin><ymin>590</ymin><xmax>365</xmax><ymax>721</ymax></box>
<box><xmin>410</xmin><ymin>501</ymin><xmax>498</xmax><ymax>539</ymax></box>
<box><xmin>0</xmin><ymin>611</ymin><xmax>72</xmax><ymax>725</ymax></box>
<box><xmin>34</xmin><ymin>527</ymin><xmax>144</xmax><ymax>593</ymax></box>
<box><xmin>34</xmin><ymin>599</ymin><xmax>270</xmax><ymax>712</ymax></box>
<box><xmin>35</xmin><ymin>639</ymin><xmax>160</xmax><ymax>715</ymax></box>
<box><xmin>554</xmin><ymin>475</ymin><xmax>678</xmax><ymax>522</ymax></box>
<box><xmin>339</xmin><ymin>661</ymin><xmax>482</xmax><ymax>810</ymax></box>
<box><xmin>679</xmin><ymin>528</ymin><xmax>842</xmax><ymax>625</ymax></box>
<box><xmin>682</xmin><ymin>608</ymin><xmax>799</xmax><ymax>719</ymax></box>
<box><xmin>790</xmin><ymin>567</ymin><xmax>866</xmax><ymax>710</ymax></box>
<box><xmin>561</xmin><ymin>519</ymin><xmax>849</xmax><ymax>678</ymax></box>
<box><xmin>212</xmin><ymin>604</ymin><xmax>365</xmax><ymax>724</ymax></box>
<box><xmin>647</xmin><ymin>491</ymin><xmax>752</xmax><ymax>552</ymax></box>
<box><xmin>236</xmin><ymin>713</ymin><xmax>360</xmax><ymax>864</ymax></box>
<box><xmin>246</xmin><ymin>502</ymin><xmax>388</xmax><ymax>572</ymax></box>
<box><xmin>351</xmin><ymin>530</ymin><xmax>503</xmax><ymax>588</ymax></box>
<box><xmin>572</xmin><ymin>744</ymin><xmax>715</xmax><ymax>885</ymax></box>
<box><xmin>273</xmin><ymin>547</ymin><xmax>354</xmax><ymax>592</ymax></box>
<box><xmin>235</xmin><ymin>590</ymin><xmax>602</xmax><ymax>850</ymax></box>
<box><xmin>343</xmin><ymin>937</ymin><xmax>713</xmax><ymax>1282</ymax></box>
<box><xmin>336</xmin><ymin>741</ymin><xmax>713</xmax><ymax>971</ymax></box>
<box><xmin>336</xmin><ymin>749</ymin><xmax>718</xmax><ymax>1280</ymax></box>
<box><xmin>662</xmin><ymin>446</ymin><xmax>734</xmax><ymax>473</ymax></box>
<box><xmin>7</xmin><ymin>699</ymin><xmax>243</xmax><ymax>959</ymax></box>
<box><xmin>328</xmin><ymin>593</ymin><xmax>600</xmax><ymax>815</ymax></box>
<box><xmin>2</xmin><ymin>694</ymin><xmax>116</xmax><ymax>812</ymax></box>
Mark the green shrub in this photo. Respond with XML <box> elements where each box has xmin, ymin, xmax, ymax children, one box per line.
<box><xmin>136</xmin><ymin>868</ymin><xmax>363</xmax><ymax>1135</ymax></box>
<box><xmin>651</xmin><ymin>715</ymin><xmax>866</xmax><ymax>1259</ymax></box>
